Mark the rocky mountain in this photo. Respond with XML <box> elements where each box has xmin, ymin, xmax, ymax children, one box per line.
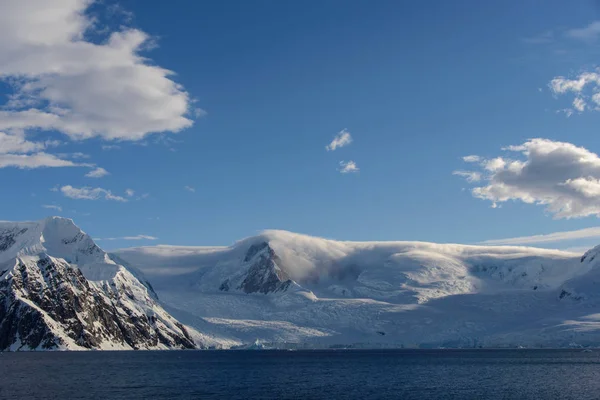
<box><xmin>0</xmin><ymin>217</ymin><xmax>196</xmax><ymax>351</ymax></box>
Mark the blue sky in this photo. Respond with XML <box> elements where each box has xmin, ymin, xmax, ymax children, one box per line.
<box><xmin>4</xmin><ymin>1</ymin><xmax>600</xmax><ymax>251</ymax></box>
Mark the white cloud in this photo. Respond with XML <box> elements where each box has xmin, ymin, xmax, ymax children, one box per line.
<box><xmin>452</xmin><ymin>170</ymin><xmax>481</xmax><ymax>183</ymax></box>
<box><xmin>0</xmin><ymin>131</ymin><xmax>47</xmax><ymax>154</ymax></box>
<box><xmin>125</xmin><ymin>189</ymin><xmax>135</xmax><ymax>197</ymax></box>
<box><xmin>573</xmin><ymin>97</ymin><xmax>586</xmax><ymax>112</ymax></box>
<box><xmin>184</xmin><ymin>185</ymin><xmax>195</xmax><ymax>192</ymax></box>
<box><xmin>455</xmin><ymin>138</ymin><xmax>600</xmax><ymax>218</ymax></box>
<box><xmin>60</xmin><ymin>185</ymin><xmax>127</xmax><ymax>202</ymax></box>
<box><xmin>0</xmin><ymin>130</ymin><xmax>84</xmax><ymax>169</ymax></box>
<box><xmin>85</xmin><ymin>167</ymin><xmax>109</xmax><ymax>178</ymax></box>
<box><xmin>0</xmin><ymin>0</ymin><xmax>194</xmax><ymax>141</ymax></box>
<box><xmin>480</xmin><ymin>227</ymin><xmax>600</xmax><ymax>246</ymax></box>
<box><xmin>338</xmin><ymin>160</ymin><xmax>359</xmax><ymax>174</ymax></box>
<box><xmin>463</xmin><ymin>155</ymin><xmax>481</xmax><ymax>163</ymax></box>
<box><xmin>326</xmin><ymin>129</ymin><xmax>353</xmax><ymax>151</ymax></box>
<box><xmin>42</xmin><ymin>204</ymin><xmax>62</xmax><ymax>212</ymax></box>
<box><xmin>102</xmin><ymin>145</ymin><xmax>120</xmax><ymax>151</ymax></box>
<box><xmin>95</xmin><ymin>234</ymin><xmax>158</xmax><ymax>241</ymax></box>
<box><xmin>566</xmin><ymin>21</ymin><xmax>600</xmax><ymax>42</ymax></box>
<box><xmin>0</xmin><ymin>152</ymin><xmax>81</xmax><ymax>169</ymax></box>
<box><xmin>548</xmin><ymin>70</ymin><xmax>600</xmax><ymax>115</ymax></box>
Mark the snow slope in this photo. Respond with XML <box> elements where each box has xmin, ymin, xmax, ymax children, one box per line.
<box><xmin>115</xmin><ymin>230</ymin><xmax>600</xmax><ymax>348</ymax></box>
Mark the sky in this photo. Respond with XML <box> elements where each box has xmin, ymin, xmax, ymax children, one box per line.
<box><xmin>5</xmin><ymin>1</ymin><xmax>600</xmax><ymax>251</ymax></box>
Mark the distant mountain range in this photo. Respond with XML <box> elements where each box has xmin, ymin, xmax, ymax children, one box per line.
<box><xmin>3</xmin><ymin>217</ymin><xmax>600</xmax><ymax>350</ymax></box>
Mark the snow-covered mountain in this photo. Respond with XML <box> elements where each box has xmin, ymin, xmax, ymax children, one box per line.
<box><xmin>115</xmin><ymin>230</ymin><xmax>600</xmax><ymax>349</ymax></box>
<box><xmin>5</xmin><ymin>218</ymin><xmax>600</xmax><ymax>351</ymax></box>
<box><xmin>0</xmin><ymin>217</ymin><xmax>197</xmax><ymax>351</ymax></box>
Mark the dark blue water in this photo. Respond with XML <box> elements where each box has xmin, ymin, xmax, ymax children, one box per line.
<box><xmin>1</xmin><ymin>349</ymin><xmax>600</xmax><ymax>399</ymax></box>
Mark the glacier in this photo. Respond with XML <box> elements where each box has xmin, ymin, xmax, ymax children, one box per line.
<box><xmin>114</xmin><ymin>229</ymin><xmax>600</xmax><ymax>349</ymax></box>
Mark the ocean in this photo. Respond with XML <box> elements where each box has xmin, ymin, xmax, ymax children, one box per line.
<box><xmin>2</xmin><ymin>349</ymin><xmax>600</xmax><ymax>399</ymax></box>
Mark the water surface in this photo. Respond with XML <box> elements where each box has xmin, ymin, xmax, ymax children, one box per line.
<box><xmin>1</xmin><ymin>349</ymin><xmax>600</xmax><ymax>399</ymax></box>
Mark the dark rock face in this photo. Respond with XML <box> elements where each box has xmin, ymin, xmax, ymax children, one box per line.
<box><xmin>237</xmin><ymin>242</ymin><xmax>293</xmax><ymax>294</ymax></box>
<box><xmin>0</xmin><ymin>256</ymin><xmax>196</xmax><ymax>351</ymax></box>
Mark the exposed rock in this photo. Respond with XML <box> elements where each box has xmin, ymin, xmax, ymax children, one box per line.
<box><xmin>237</xmin><ymin>242</ymin><xmax>293</xmax><ymax>294</ymax></box>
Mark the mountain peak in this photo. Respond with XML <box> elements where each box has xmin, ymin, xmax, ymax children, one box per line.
<box><xmin>0</xmin><ymin>217</ymin><xmax>104</xmax><ymax>266</ymax></box>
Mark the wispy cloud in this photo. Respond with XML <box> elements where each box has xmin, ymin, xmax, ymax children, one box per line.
<box><xmin>566</xmin><ymin>21</ymin><xmax>600</xmax><ymax>42</ymax></box>
<box><xmin>452</xmin><ymin>170</ymin><xmax>481</xmax><ymax>183</ymax></box>
<box><xmin>455</xmin><ymin>138</ymin><xmax>600</xmax><ymax>219</ymax></box>
<box><xmin>94</xmin><ymin>234</ymin><xmax>158</xmax><ymax>241</ymax></box>
<box><xmin>0</xmin><ymin>131</ymin><xmax>86</xmax><ymax>169</ymax></box>
<box><xmin>338</xmin><ymin>160</ymin><xmax>359</xmax><ymax>174</ymax></box>
<box><xmin>0</xmin><ymin>152</ymin><xmax>82</xmax><ymax>169</ymax></box>
<box><xmin>326</xmin><ymin>129</ymin><xmax>353</xmax><ymax>151</ymax></box>
<box><xmin>85</xmin><ymin>167</ymin><xmax>109</xmax><ymax>178</ymax></box>
<box><xmin>125</xmin><ymin>189</ymin><xmax>135</xmax><ymax>197</ymax></box>
<box><xmin>60</xmin><ymin>185</ymin><xmax>128</xmax><ymax>202</ymax></box>
<box><xmin>42</xmin><ymin>204</ymin><xmax>62</xmax><ymax>212</ymax></box>
<box><xmin>480</xmin><ymin>227</ymin><xmax>600</xmax><ymax>246</ymax></box>
<box><xmin>184</xmin><ymin>185</ymin><xmax>195</xmax><ymax>192</ymax></box>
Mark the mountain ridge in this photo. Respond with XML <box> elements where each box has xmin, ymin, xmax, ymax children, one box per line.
<box><xmin>114</xmin><ymin>229</ymin><xmax>600</xmax><ymax>349</ymax></box>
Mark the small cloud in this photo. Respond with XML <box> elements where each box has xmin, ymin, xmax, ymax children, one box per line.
<box><xmin>326</xmin><ymin>129</ymin><xmax>353</xmax><ymax>151</ymax></box>
<box><xmin>85</xmin><ymin>167</ymin><xmax>110</xmax><ymax>178</ymax></box>
<box><xmin>42</xmin><ymin>204</ymin><xmax>62</xmax><ymax>212</ymax></box>
<box><xmin>60</xmin><ymin>185</ymin><xmax>128</xmax><ymax>202</ymax></box>
<box><xmin>566</xmin><ymin>21</ymin><xmax>600</xmax><ymax>42</ymax></box>
<box><xmin>452</xmin><ymin>170</ymin><xmax>481</xmax><ymax>183</ymax></box>
<box><xmin>125</xmin><ymin>189</ymin><xmax>135</xmax><ymax>197</ymax></box>
<box><xmin>94</xmin><ymin>234</ymin><xmax>158</xmax><ymax>241</ymax></box>
<box><xmin>338</xmin><ymin>160</ymin><xmax>359</xmax><ymax>174</ymax></box>
<box><xmin>462</xmin><ymin>155</ymin><xmax>481</xmax><ymax>163</ymax></box>
<box><xmin>184</xmin><ymin>185</ymin><xmax>195</xmax><ymax>192</ymax></box>
<box><xmin>193</xmin><ymin>108</ymin><xmax>207</xmax><ymax>118</ymax></box>
<box><xmin>102</xmin><ymin>145</ymin><xmax>121</xmax><ymax>151</ymax></box>
<box><xmin>573</xmin><ymin>97</ymin><xmax>586</xmax><ymax>112</ymax></box>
